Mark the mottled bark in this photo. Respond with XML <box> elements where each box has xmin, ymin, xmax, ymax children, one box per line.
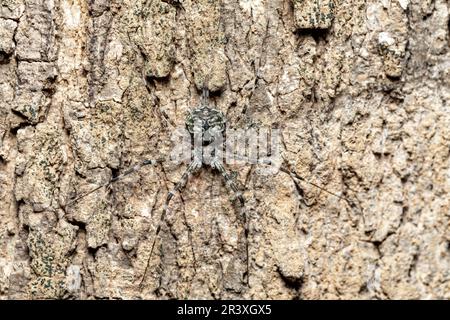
<box><xmin>0</xmin><ymin>0</ymin><xmax>449</xmax><ymax>299</ymax></box>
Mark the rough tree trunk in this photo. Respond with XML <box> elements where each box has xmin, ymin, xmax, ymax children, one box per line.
<box><xmin>0</xmin><ymin>0</ymin><xmax>449</xmax><ymax>299</ymax></box>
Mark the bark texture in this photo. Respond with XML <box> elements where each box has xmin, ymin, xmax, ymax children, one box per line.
<box><xmin>0</xmin><ymin>0</ymin><xmax>449</xmax><ymax>299</ymax></box>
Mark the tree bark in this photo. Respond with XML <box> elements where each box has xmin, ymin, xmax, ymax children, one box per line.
<box><xmin>0</xmin><ymin>0</ymin><xmax>449</xmax><ymax>299</ymax></box>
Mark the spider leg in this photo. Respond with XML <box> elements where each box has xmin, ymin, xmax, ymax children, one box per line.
<box><xmin>259</xmin><ymin>159</ymin><xmax>351</xmax><ymax>203</ymax></box>
<box><xmin>229</xmin><ymin>154</ymin><xmax>350</xmax><ymax>203</ymax></box>
<box><xmin>211</xmin><ymin>159</ymin><xmax>249</xmax><ymax>284</ymax></box>
<box><xmin>211</xmin><ymin>160</ymin><xmax>244</xmax><ymax>205</ymax></box>
<box><xmin>139</xmin><ymin>159</ymin><xmax>201</xmax><ymax>289</ymax></box>
<box><xmin>66</xmin><ymin>158</ymin><xmax>163</xmax><ymax>207</ymax></box>
<box><xmin>279</xmin><ymin>166</ymin><xmax>348</xmax><ymax>202</ymax></box>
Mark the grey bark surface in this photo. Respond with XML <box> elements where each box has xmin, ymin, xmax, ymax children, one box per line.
<box><xmin>0</xmin><ymin>0</ymin><xmax>449</xmax><ymax>299</ymax></box>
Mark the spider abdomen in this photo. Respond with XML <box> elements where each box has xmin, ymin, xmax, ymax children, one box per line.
<box><xmin>185</xmin><ymin>106</ymin><xmax>226</xmax><ymax>145</ymax></box>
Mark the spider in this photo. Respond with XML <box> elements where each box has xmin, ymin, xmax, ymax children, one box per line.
<box><xmin>66</xmin><ymin>86</ymin><xmax>348</xmax><ymax>289</ymax></box>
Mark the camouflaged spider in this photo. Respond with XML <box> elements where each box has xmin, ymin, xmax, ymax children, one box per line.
<box><xmin>67</xmin><ymin>87</ymin><xmax>250</xmax><ymax>286</ymax></box>
<box><xmin>67</xmin><ymin>86</ymin><xmax>348</xmax><ymax>288</ymax></box>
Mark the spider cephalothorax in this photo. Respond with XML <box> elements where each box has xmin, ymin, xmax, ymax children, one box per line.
<box><xmin>185</xmin><ymin>94</ymin><xmax>226</xmax><ymax>145</ymax></box>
